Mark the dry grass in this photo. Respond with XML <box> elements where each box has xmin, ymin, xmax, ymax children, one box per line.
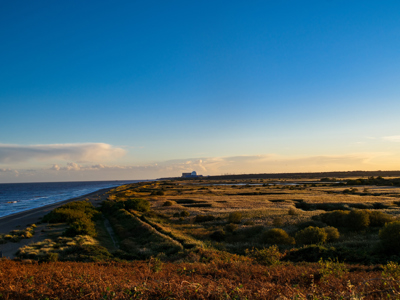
<box><xmin>0</xmin><ymin>259</ymin><xmax>398</xmax><ymax>299</ymax></box>
<box><xmin>16</xmin><ymin>235</ymin><xmax>98</xmax><ymax>260</ymax></box>
<box><xmin>0</xmin><ymin>224</ymin><xmax>36</xmax><ymax>244</ymax></box>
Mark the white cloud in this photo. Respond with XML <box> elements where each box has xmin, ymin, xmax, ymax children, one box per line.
<box><xmin>66</xmin><ymin>162</ymin><xmax>81</xmax><ymax>171</ymax></box>
<box><xmin>0</xmin><ymin>143</ymin><xmax>126</xmax><ymax>164</ymax></box>
<box><xmin>382</xmin><ymin>136</ymin><xmax>400</xmax><ymax>142</ymax></box>
<box><xmin>51</xmin><ymin>164</ymin><xmax>61</xmax><ymax>171</ymax></box>
<box><xmin>0</xmin><ymin>152</ymin><xmax>398</xmax><ymax>183</ymax></box>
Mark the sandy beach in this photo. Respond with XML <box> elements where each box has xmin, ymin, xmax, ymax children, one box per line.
<box><xmin>0</xmin><ymin>187</ymin><xmax>113</xmax><ymax>258</ymax></box>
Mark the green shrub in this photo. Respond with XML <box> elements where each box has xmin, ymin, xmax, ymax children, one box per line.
<box><xmin>245</xmin><ymin>245</ymin><xmax>282</xmax><ymax>265</ymax></box>
<box><xmin>210</xmin><ymin>230</ymin><xmax>226</xmax><ymax>242</ymax></box>
<box><xmin>125</xmin><ymin>198</ymin><xmax>151</xmax><ymax>212</ymax></box>
<box><xmin>319</xmin><ymin>210</ymin><xmax>350</xmax><ymax>228</ymax></box>
<box><xmin>295</xmin><ymin>226</ymin><xmax>327</xmax><ymax>245</ymax></box>
<box><xmin>43</xmin><ymin>208</ymin><xmax>86</xmax><ymax>224</ymax></box>
<box><xmin>288</xmin><ymin>207</ymin><xmax>300</xmax><ymax>215</ymax></box>
<box><xmin>262</xmin><ymin>228</ymin><xmax>295</xmax><ymax>245</ymax></box>
<box><xmin>151</xmin><ymin>190</ymin><xmax>165</xmax><ymax>196</ymax></box>
<box><xmin>101</xmin><ymin>201</ymin><xmax>125</xmax><ymax>214</ymax></box>
<box><xmin>243</xmin><ymin>220</ymin><xmax>255</xmax><ymax>225</ymax></box>
<box><xmin>228</xmin><ymin>212</ymin><xmax>242</xmax><ymax>224</ymax></box>
<box><xmin>225</xmin><ymin>223</ymin><xmax>238</xmax><ymax>233</ymax></box>
<box><xmin>43</xmin><ymin>201</ymin><xmax>99</xmax><ymax>223</ymax></box>
<box><xmin>297</xmin><ymin>220</ymin><xmax>327</xmax><ymax>230</ymax></box>
<box><xmin>347</xmin><ymin>210</ymin><xmax>369</xmax><ymax>230</ymax></box>
<box><xmin>319</xmin><ymin>209</ymin><xmax>390</xmax><ymax>230</ymax></box>
<box><xmin>64</xmin><ymin>218</ymin><xmax>97</xmax><ymax>237</ymax></box>
<box><xmin>373</xmin><ymin>202</ymin><xmax>388</xmax><ymax>209</ymax></box>
<box><xmin>383</xmin><ymin>261</ymin><xmax>400</xmax><ymax>280</ymax></box>
<box><xmin>284</xmin><ymin>245</ymin><xmax>337</xmax><ymax>262</ymax></box>
<box><xmin>194</xmin><ymin>214</ymin><xmax>215</xmax><ymax>223</ymax></box>
<box><xmin>380</xmin><ymin>221</ymin><xmax>400</xmax><ymax>253</ymax></box>
<box><xmin>272</xmin><ymin>217</ymin><xmax>284</xmax><ymax>227</ymax></box>
<box><xmin>43</xmin><ymin>253</ymin><xmax>59</xmax><ymax>262</ymax></box>
<box><xmin>180</xmin><ymin>210</ymin><xmax>190</xmax><ymax>217</ymax></box>
<box><xmin>239</xmin><ymin>225</ymin><xmax>264</xmax><ymax>237</ymax></box>
<box><xmin>318</xmin><ymin>257</ymin><xmax>348</xmax><ymax>279</ymax></box>
<box><xmin>324</xmin><ymin>226</ymin><xmax>340</xmax><ymax>242</ymax></box>
<box><xmin>163</xmin><ymin>200</ymin><xmax>174</xmax><ymax>206</ymax></box>
<box><xmin>65</xmin><ymin>244</ymin><xmax>113</xmax><ymax>262</ymax></box>
<box><xmin>369</xmin><ymin>211</ymin><xmax>394</xmax><ymax>227</ymax></box>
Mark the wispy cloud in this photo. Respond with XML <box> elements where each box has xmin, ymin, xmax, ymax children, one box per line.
<box><xmin>382</xmin><ymin>135</ymin><xmax>400</xmax><ymax>142</ymax></box>
<box><xmin>0</xmin><ymin>143</ymin><xmax>126</xmax><ymax>164</ymax></box>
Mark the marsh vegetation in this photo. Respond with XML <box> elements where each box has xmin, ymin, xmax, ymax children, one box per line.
<box><xmin>6</xmin><ymin>176</ymin><xmax>400</xmax><ymax>298</ymax></box>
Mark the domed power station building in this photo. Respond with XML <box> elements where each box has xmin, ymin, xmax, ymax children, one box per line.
<box><xmin>181</xmin><ymin>171</ymin><xmax>201</xmax><ymax>178</ymax></box>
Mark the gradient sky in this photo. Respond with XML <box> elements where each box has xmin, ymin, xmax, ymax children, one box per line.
<box><xmin>1</xmin><ymin>1</ymin><xmax>400</xmax><ymax>182</ymax></box>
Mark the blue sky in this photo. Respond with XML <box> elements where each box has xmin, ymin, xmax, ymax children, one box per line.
<box><xmin>1</xmin><ymin>1</ymin><xmax>400</xmax><ymax>182</ymax></box>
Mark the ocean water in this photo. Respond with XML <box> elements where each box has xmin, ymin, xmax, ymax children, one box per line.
<box><xmin>0</xmin><ymin>180</ymin><xmax>141</xmax><ymax>218</ymax></box>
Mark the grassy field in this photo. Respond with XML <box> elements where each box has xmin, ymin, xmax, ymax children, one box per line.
<box><xmin>4</xmin><ymin>176</ymin><xmax>400</xmax><ymax>298</ymax></box>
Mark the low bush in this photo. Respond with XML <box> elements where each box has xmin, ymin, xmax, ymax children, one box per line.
<box><xmin>369</xmin><ymin>211</ymin><xmax>394</xmax><ymax>227</ymax></box>
<box><xmin>284</xmin><ymin>245</ymin><xmax>337</xmax><ymax>262</ymax></box>
<box><xmin>239</xmin><ymin>225</ymin><xmax>264</xmax><ymax>237</ymax></box>
<box><xmin>245</xmin><ymin>245</ymin><xmax>282</xmax><ymax>265</ymax></box>
<box><xmin>324</xmin><ymin>226</ymin><xmax>340</xmax><ymax>242</ymax></box>
<box><xmin>288</xmin><ymin>207</ymin><xmax>300</xmax><ymax>215</ymax></box>
<box><xmin>64</xmin><ymin>218</ymin><xmax>97</xmax><ymax>237</ymax></box>
<box><xmin>380</xmin><ymin>221</ymin><xmax>400</xmax><ymax>253</ymax></box>
<box><xmin>125</xmin><ymin>198</ymin><xmax>151</xmax><ymax>212</ymax></box>
<box><xmin>16</xmin><ymin>235</ymin><xmax>106</xmax><ymax>262</ymax></box>
<box><xmin>318</xmin><ymin>257</ymin><xmax>348</xmax><ymax>279</ymax></box>
<box><xmin>382</xmin><ymin>261</ymin><xmax>400</xmax><ymax>280</ymax></box>
<box><xmin>194</xmin><ymin>215</ymin><xmax>216</xmax><ymax>223</ymax></box>
<box><xmin>297</xmin><ymin>220</ymin><xmax>327</xmax><ymax>230</ymax></box>
<box><xmin>42</xmin><ymin>201</ymin><xmax>99</xmax><ymax>238</ymax></box>
<box><xmin>318</xmin><ymin>209</ymin><xmax>393</xmax><ymax>230</ymax></box>
<box><xmin>0</xmin><ymin>225</ymin><xmax>36</xmax><ymax>244</ymax></box>
<box><xmin>228</xmin><ymin>212</ymin><xmax>242</xmax><ymax>223</ymax></box>
<box><xmin>373</xmin><ymin>202</ymin><xmax>389</xmax><ymax>209</ymax></box>
<box><xmin>101</xmin><ymin>201</ymin><xmax>124</xmax><ymax>214</ymax></box>
<box><xmin>180</xmin><ymin>210</ymin><xmax>190</xmax><ymax>217</ymax></box>
<box><xmin>318</xmin><ymin>210</ymin><xmax>350</xmax><ymax>228</ymax></box>
<box><xmin>210</xmin><ymin>230</ymin><xmax>226</xmax><ymax>242</ymax></box>
<box><xmin>347</xmin><ymin>210</ymin><xmax>370</xmax><ymax>230</ymax></box>
<box><xmin>295</xmin><ymin>226</ymin><xmax>327</xmax><ymax>245</ymax></box>
<box><xmin>151</xmin><ymin>190</ymin><xmax>165</xmax><ymax>196</ymax></box>
<box><xmin>272</xmin><ymin>217</ymin><xmax>284</xmax><ymax>227</ymax></box>
<box><xmin>68</xmin><ymin>244</ymin><xmax>113</xmax><ymax>262</ymax></box>
<box><xmin>262</xmin><ymin>228</ymin><xmax>295</xmax><ymax>245</ymax></box>
<box><xmin>43</xmin><ymin>208</ymin><xmax>84</xmax><ymax>224</ymax></box>
<box><xmin>225</xmin><ymin>223</ymin><xmax>238</xmax><ymax>233</ymax></box>
<box><xmin>163</xmin><ymin>201</ymin><xmax>174</xmax><ymax>206</ymax></box>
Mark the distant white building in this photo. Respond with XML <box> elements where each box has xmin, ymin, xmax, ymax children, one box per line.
<box><xmin>182</xmin><ymin>171</ymin><xmax>200</xmax><ymax>178</ymax></box>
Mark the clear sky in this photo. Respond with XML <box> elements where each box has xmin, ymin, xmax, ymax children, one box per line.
<box><xmin>1</xmin><ymin>1</ymin><xmax>400</xmax><ymax>182</ymax></box>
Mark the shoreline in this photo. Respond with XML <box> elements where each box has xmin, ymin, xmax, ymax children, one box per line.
<box><xmin>0</xmin><ymin>187</ymin><xmax>114</xmax><ymax>234</ymax></box>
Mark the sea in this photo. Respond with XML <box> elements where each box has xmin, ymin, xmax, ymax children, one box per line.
<box><xmin>0</xmin><ymin>180</ymin><xmax>142</xmax><ymax>218</ymax></box>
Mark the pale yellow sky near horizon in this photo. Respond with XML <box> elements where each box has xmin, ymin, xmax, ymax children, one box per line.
<box><xmin>0</xmin><ymin>142</ymin><xmax>399</xmax><ymax>182</ymax></box>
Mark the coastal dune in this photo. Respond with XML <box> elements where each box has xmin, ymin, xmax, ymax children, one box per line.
<box><xmin>0</xmin><ymin>187</ymin><xmax>113</xmax><ymax>258</ymax></box>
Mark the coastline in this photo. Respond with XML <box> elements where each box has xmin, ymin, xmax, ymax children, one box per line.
<box><xmin>0</xmin><ymin>187</ymin><xmax>114</xmax><ymax>234</ymax></box>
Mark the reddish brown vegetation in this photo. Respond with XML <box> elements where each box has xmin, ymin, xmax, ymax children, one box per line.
<box><xmin>0</xmin><ymin>260</ymin><xmax>397</xmax><ymax>299</ymax></box>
